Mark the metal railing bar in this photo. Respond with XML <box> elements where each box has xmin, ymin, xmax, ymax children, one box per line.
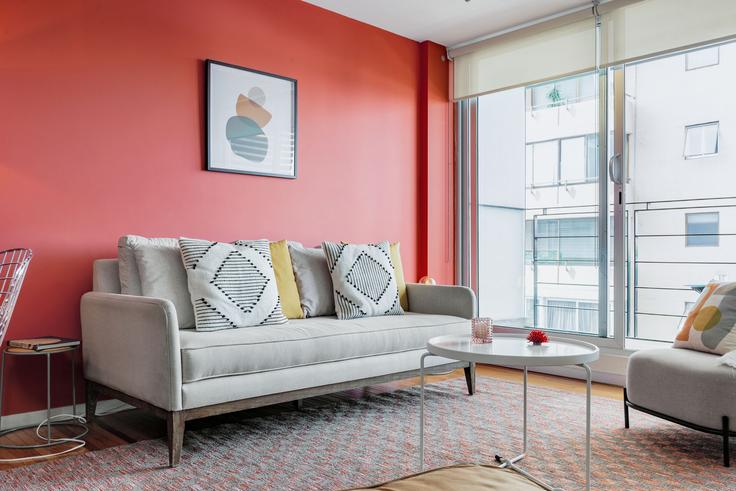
<box><xmin>536</xmin><ymin>281</ymin><xmax>598</xmax><ymax>287</ymax></box>
<box><xmin>627</xmin><ymin>195</ymin><xmax>736</xmax><ymax>206</ymax></box>
<box><xmin>634</xmin><ymin>286</ymin><xmax>696</xmax><ymax>292</ymax></box>
<box><xmin>534</xmin><ymin>304</ymin><xmax>599</xmax><ymax>312</ymax></box>
<box><xmin>635</xmin><ymin>260</ymin><xmax>736</xmax><ymax>265</ymax></box>
<box><xmin>635</xmin><ymin>233</ymin><xmax>736</xmax><ymax>238</ymax></box>
<box><xmin>635</xmin><ymin>312</ymin><xmax>686</xmax><ymax>318</ymax></box>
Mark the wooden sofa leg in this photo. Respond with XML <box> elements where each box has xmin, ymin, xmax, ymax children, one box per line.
<box><xmin>724</xmin><ymin>416</ymin><xmax>731</xmax><ymax>468</ymax></box>
<box><xmin>623</xmin><ymin>388</ymin><xmax>630</xmax><ymax>429</ymax></box>
<box><xmin>167</xmin><ymin>411</ymin><xmax>185</xmax><ymax>467</ymax></box>
<box><xmin>464</xmin><ymin>362</ymin><xmax>476</xmax><ymax>395</ymax></box>
<box><xmin>85</xmin><ymin>381</ymin><xmax>98</xmax><ymax>424</ymax></box>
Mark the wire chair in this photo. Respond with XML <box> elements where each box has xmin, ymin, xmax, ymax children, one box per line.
<box><xmin>0</xmin><ymin>249</ymin><xmax>33</xmax><ymax>347</ymax></box>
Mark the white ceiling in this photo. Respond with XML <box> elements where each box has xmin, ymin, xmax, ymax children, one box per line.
<box><xmin>304</xmin><ymin>0</ymin><xmax>592</xmax><ymax>48</ymax></box>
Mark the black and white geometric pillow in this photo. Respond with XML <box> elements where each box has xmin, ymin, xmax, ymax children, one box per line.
<box><xmin>322</xmin><ymin>241</ymin><xmax>404</xmax><ymax>320</ymax></box>
<box><xmin>179</xmin><ymin>238</ymin><xmax>287</xmax><ymax>331</ymax></box>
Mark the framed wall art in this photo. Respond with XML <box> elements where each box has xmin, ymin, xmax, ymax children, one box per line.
<box><xmin>206</xmin><ymin>59</ymin><xmax>297</xmax><ymax>178</ymax></box>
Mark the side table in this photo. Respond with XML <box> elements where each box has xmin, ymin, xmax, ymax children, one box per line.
<box><xmin>0</xmin><ymin>344</ymin><xmax>88</xmax><ymax>450</ymax></box>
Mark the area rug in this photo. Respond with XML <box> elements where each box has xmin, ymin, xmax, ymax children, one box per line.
<box><xmin>1</xmin><ymin>377</ymin><xmax>733</xmax><ymax>490</ymax></box>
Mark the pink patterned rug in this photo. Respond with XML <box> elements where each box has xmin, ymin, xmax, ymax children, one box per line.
<box><xmin>1</xmin><ymin>377</ymin><xmax>734</xmax><ymax>490</ymax></box>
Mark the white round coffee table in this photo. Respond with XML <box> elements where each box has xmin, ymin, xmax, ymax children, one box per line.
<box><xmin>419</xmin><ymin>333</ymin><xmax>600</xmax><ymax>491</ymax></box>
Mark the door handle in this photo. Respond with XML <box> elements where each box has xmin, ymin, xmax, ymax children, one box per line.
<box><xmin>608</xmin><ymin>153</ymin><xmax>622</xmax><ymax>184</ymax></box>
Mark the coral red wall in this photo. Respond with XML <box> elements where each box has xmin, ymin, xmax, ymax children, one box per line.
<box><xmin>418</xmin><ymin>41</ymin><xmax>454</xmax><ymax>284</ymax></box>
<box><xmin>0</xmin><ymin>0</ymin><xmax>450</xmax><ymax>416</ymax></box>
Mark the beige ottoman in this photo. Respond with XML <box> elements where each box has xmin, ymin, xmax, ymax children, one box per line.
<box><xmin>345</xmin><ymin>464</ymin><xmax>544</xmax><ymax>490</ymax></box>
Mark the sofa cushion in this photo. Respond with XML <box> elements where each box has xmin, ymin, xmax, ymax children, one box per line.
<box><xmin>627</xmin><ymin>348</ymin><xmax>736</xmax><ymax>429</ymax></box>
<box><xmin>117</xmin><ymin>235</ymin><xmax>179</xmax><ymax>296</ymax></box>
<box><xmin>390</xmin><ymin>242</ymin><xmax>409</xmax><ymax>311</ymax></box>
<box><xmin>269</xmin><ymin>240</ymin><xmax>304</xmax><ymax>319</ymax></box>
<box><xmin>674</xmin><ymin>282</ymin><xmax>736</xmax><ymax>355</ymax></box>
<box><xmin>130</xmin><ymin>236</ymin><xmax>195</xmax><ymax>328</ymax></box>
<box><xmin>288</xmin><ymin>244</ymin><xmax>335</xmax><ymax>317</ymax></box>
<box><xmin>323</xmin><ymin>241</ymin><xmax>403</xmax><ymax>320</ymax></box>
<box><xmin>180</xmin><ymin>238</ymin><xmax>288</xmax><ymax>331</ymax></box>
<box><xmin>179</xmin><ymin>312</ymin><xmax>468</xmax><ymax>383</ymax></box>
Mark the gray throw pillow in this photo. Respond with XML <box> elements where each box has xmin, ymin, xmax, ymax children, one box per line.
<box><xmin>118</xmin><ymin>235</ymin><xmax>180</xmax><ymax>295</ymax></box>
<box><xmin>131</xmin><ymin>237</ymin><xmax>195</xmax><ymax>329</ymax></box>
<box><xmin>288</xmin><ymin>244</ymin><xmax>335</xmax><ymax>317</ymax></box>
<box><xmin>322</xmin><ymin>241</ymin><xmax>403</xmax><ymax>320</ymax></box>
<box><xmin>180</xmin><ymin>238</ymin><xmax>287</xmax><ymax>330</ymax></box>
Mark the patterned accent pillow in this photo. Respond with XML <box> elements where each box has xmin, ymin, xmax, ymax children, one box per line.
<box><xmin>322</xmin><ymin>241</ymin><xmax>404</xmax><ymax>320</ymax></box>
<box><xmin>179</xmin><ymin>238</ymin><xmax>287</xmax><ymax>331</ymax></box>
<box><xmin>674</xmin><ymin>282</ymin><xmax>736</xmax><ymax>355</ymax></box>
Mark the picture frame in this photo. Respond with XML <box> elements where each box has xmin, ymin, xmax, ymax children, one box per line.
<box><xmin>206</xmin><ymin>59</ymin><xmax>297</xmax><ymax>178</ymax></box>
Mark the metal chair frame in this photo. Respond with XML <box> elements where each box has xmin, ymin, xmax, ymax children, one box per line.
<box><xmin>0</xmin><ymin>248</ymin><xmax>33</xmax><ymax>348</ymax></box>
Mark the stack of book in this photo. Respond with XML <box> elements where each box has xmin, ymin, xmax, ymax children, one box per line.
<box><xmin>8</xmin><ymin>337</ymin><xmax>80</xmax><ymax>351</ymax></box>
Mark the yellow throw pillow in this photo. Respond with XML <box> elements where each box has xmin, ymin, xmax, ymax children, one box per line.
<box><xmin>390</xmin><ymin>242</ymin><xmax>409</xmax><ymax>311</ymax></box>
<box><xmin>269</xmin><ymin>240</ymin><xmax>304</xmax><ymax>319</ymax></box>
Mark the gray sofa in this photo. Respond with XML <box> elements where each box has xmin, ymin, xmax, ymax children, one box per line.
<box><xmin>82</xmin><ymin>259</ymin><xmax>476</xmax><ymax>466</ymax></box>
<box><xmin>625</xmin><ymin>348</ymin><xmax>735</xmax><ymax>466</ymax></box>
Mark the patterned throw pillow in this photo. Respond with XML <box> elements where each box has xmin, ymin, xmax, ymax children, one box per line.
<box><xmin>674</xmin><ymin>282</ymin><xmax>736</xmax><ymax>355</ymax></box>
<box><xmin>322</xmin><ymin>241</ymin><xmax>404</xmax><ymax>320</ymax></box>
<box><xmin>179</xmin><ymin>238</ymin><xmax>287</xmax><ymax>331</ymax></box>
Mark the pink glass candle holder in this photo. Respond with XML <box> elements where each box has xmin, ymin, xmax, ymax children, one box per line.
<box><xmin>471</xmin><ymin>317</ymin><xmax>493</xmax><ymax>344</ymax></box>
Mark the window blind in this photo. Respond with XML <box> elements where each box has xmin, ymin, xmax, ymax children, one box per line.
<box><xmin>600</xmin><ymin>0</ymin><xmax>736</xmax><ymax>67</ymax></box>
<box><xmin>452</xmin><ymin>15</ymin><xmax>596</xmax><ymax>100</ymax></box>
<box><xmin>451</xmin><ymin>0</ymin><xmax>736</xmax><ymax>100</ymax></box>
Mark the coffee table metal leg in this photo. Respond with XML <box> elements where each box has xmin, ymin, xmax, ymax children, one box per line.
<box><xmin>419</xmin><ymin>351</ymin><xmax>432</xmax><ymax>471</ymax></box>
<box><xmin>498</xmin><ymin>365</ymin><xmax>528</xmax><ymax>467</ymax></box>
<box><xmin>523</xmin><ymin>365</ymin><xmax>528</xmax><ymax>456</ymax></box>
<box><xmin>581</xmin><ymin>363</ymin><xmax>592</xmax><ymax>491</ymax></box>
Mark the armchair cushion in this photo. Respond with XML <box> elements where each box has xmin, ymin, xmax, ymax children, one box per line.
<box><xmin>627</xmin><ymin>348</ymin><xmax>736</xmax><ymax>429</ymax></box>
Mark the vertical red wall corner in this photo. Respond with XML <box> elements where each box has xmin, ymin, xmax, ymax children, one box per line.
<box><xmin>418</xmin><ymin>41</ymin><xmax>454</xmax><ymax>284</ymax></box>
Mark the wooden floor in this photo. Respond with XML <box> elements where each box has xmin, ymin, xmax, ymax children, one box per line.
<box><xmin>0</xmin><ymin>365</ymin><xmax>622</xmax><ymax>470</ymax></box>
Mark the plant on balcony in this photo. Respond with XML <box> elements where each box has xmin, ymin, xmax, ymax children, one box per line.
<box><xmin>547</xmin><ymin>85</ymin><xmax>564</xmax><ymax>107</ymax></box>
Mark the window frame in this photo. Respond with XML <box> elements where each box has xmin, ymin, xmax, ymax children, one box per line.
<box><xmin>683</xmin><ymin>121</ymin><xmax>719</xmax><ymax>159</ymax></box>
<box><xmin>685</xmin><ymin>46</ymin><xmax>720</xmax><ymax>71</ymax></box>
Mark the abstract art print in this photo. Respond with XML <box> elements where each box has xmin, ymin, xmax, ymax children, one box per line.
<box><xmin>206</xmin><ymin>59</ymin><xmax>297</xmax><ymax>178</ymax></box>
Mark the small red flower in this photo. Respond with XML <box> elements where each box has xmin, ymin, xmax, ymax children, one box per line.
<box><xmin>527</xmin><ymin>329</ymin><xmax>548</xmax><ymax>344</ymax></box>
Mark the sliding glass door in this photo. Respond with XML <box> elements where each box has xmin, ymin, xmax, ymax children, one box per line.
<box><xmin>463</xmin><ymin>39</ymin><xmax>736</xmax><ymax>348</ymax></box>
<box><xmin>472</xmin><ymin>69</ymin><xmax>617</xmax><ymax>345</ymax></box>
<box><xmin>623</xmin><ymin>41</ymin><xmax>736</xmax><ymax>342</ymax></box>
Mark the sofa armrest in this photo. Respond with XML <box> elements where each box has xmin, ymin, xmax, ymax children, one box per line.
<box><xmin>81</xmin><ymin>292</ymin><xmax>183</xmax><ymax>411</ymax></box>
<box><xmin>406</xmin><ymin>284</ymin><xmax>476</xmax><ymax>319</ymax></box>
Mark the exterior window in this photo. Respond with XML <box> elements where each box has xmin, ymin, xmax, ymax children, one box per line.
<box><xmin>684</xmin><ymin>122</ymin><xmax>719</xmax><ymax>159</ymax></box>
<box><xmin>534</xmin><ymin>218</ymin><xmax>597</xmax><ymax>262</ymax></box>
<box><xmin>686</xmin><ymin>212</ymin><xmax>719</xmax><ymax>247</ymax></box>
<box><xmin>585</xmin><ymin>134</ymin><xmax>598</xmax><ymax>180</ymax></box>
<box><xmin>545</xmin><ymin>299</ymin><xmax>577</xmax><ymax>331</ymax></box>
<box><xmin>686</xmin><ymin>46</ymin><xmax>719</xmax><ymax>70</ymax></box>
<box><xmin>528</xmin><ymin>134</ymin><xmax>597</xmax><ymax>186</ymax></box>
<box><xmin>529</xmin><ymin>140</ymin><xmax>558</xmax><ymax>186</ymax></box>
<box><xmin>560</xmin><ymin>137</ymin><xmax>586</xmax><ymax>182</ymax></box>
<box><xmin>578</xmin><ymin>302</ymin><xmax>599</xmax><ymax>334</ymax></box>
<box><xmin>529</xmin><ymin>74</ymin><xmax>596</xmax><ymax>110</ymax></box>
